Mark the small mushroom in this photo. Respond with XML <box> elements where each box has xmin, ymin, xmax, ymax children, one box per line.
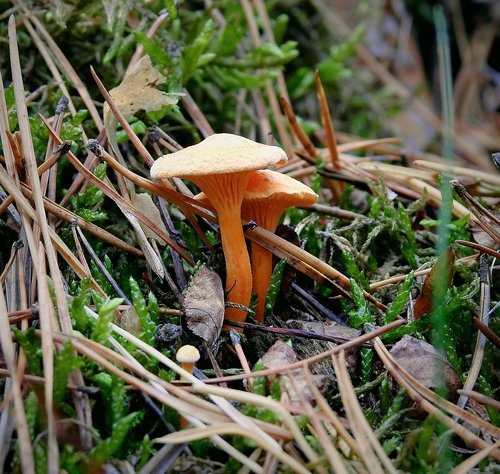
<box><xmin>176</xmin><ymin>344</ymin><xmax>200</xmax><ymax>376</ymax></box>
<box><xmin>151</xmin><ymin>134</ymin><xmax>287</xmax><ymax>329</ymax></box>
<box><xmin>241</xmin><ymin>170</ymin><xmax>318</xmax><ymax>323</ymax></box>
<box><xmin>175</xmin><ymin>345</ymin><xmax>200</xmax><ymax>428</ymax></box>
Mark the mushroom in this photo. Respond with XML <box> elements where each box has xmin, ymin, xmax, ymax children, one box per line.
<box><xmin>150</xmin><ymin>134</ymin><xmax>287</xmax><ymax>329</ymax></box>
<box><xmin>240</xmin><ymin>170</ymin><xmax>318</xmax><ymax>323</ymax></box>
<box><xmin>176</xmin><ymin>344</ymin><xmax>200</xmax><ymax>377</ymax></box>
<box><xmin>175</xmin><ymin>345</ymin><xmax>200</xmax><ymax>428</ymax></box>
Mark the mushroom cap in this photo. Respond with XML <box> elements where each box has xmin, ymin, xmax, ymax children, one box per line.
<box><xmin>150</xmin><ymin>133</ymin><xmax>288</xmax><ymax>179</ymax></box>
<box><xmin>244</xmin><ymin>170</ymin><xmax>318</xmax><ymax>206</ymax></box>
<box><xmin>176</xmin><ymin>345</ymin><xmax>201</xmax><ymax>364</ymax></box>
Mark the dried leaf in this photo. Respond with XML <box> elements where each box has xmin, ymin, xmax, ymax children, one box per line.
<box><xmin>413</xmin><ymin>247</ymin><xmax>455</xmax><ymax>319</ymax></box>
<box><xmin>261</xmin><ymin>341</ymin><xmax>325</xmax><ymax>406</ymax></box>
<box><xmin>108</xmin><ymin>55</ymin><xmax>179</xmax><ymax>119</ymax></box>
<box><xmin>389</xmin><ymin>335</ymin><xmax>461</xmax><ymax>397</ymax></box>
<box><xmin>183</xmin><ymin>265</ymin><xmax>224</xmax><ymax>346</ymax></box>
<box><xmin>133</xmin><ymin>193</ymin><xmax>168</xmax><ymax>244</ymax></box>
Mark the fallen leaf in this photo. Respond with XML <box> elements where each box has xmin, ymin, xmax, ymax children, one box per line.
<box><xmin>107</xmin><ymin>55</ymin><xmax>179</xmax><ymax>119</ymax></box>
<box><xmin>133</xmin><ymin>193</ymin><xmax>168</xmax><ymax>244</ymax></box>
<box><xmin>390</xmin><ymin>335</ymin><xmax>461</xmax><ymax>397</ymax></box>
<box><xmin>261</xmin><ymin>340</ymin><xmax>325</xmax><ymax>406</ymax></box>
<box><xmin>183</xmin><ymin>264</ymin><xmax>224</xmax><ymax>346</ymax></box>
<box><xmin>413</xmin><ymin>247</ymin><xmax>455</xmax><ymax>319</ymax></box>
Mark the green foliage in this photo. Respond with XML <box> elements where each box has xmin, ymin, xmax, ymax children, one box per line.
<box><xmin>129</xmin><ymin>277</ymin><xmax>156</xmax><ymax>345</ymax></box>
<box><xmin>384</xmin><ymin>272</ymin><xmax>414</xmax><ymax>323</ymax></box>
<box><xmin>397</xmin><ymin>203</ymin><xmax>418</xmax><ymax>268</ymax></box>
<box><xmin>13</xmin><ymin>328</ymin><xmax>42</xmax><ymax>376</ymax></box>
<box><xmin>251</xmin><ymin>359</ymin><xmax>267</xmax><ymax>396</ymax></box>
<box><xmin>264</xmin><ymin>258</ymin><xmax>288</xmax><ymax>318</ymax></box>
<box><xmin>397</xmin><ymin>416</ymin><xmax>452</xmax><ymax>472</ymax></box>
<box><xmin>90</xmin><ymin>297</ymin><xmax>123</xmax><ymax>346</ymax></box>
<box><xmin>288</xmin><ymin>25</ymin><xmax>364</xmax><ymax>100</ymax></box>
<box><xmin>25</xmin><ymin>391</ymin><xmax>39</xmax><ymax>439</ymax></box>
<box><xmin>345</xmin><ymin>278</ymin><xmax>372</xmax><ymax>328</ymax></box>
<box><xmin>70</xmin><ymin>277</ymin><xmax>92</xmax><ymax>332</ymax></box>
<box><xmin>70</xmin><ymin>163</ymin><xmax>107</xmax><ymax>223</ymax></box>
<box><xmin>182</xmin><ymin>18</ymin><xmax>216</xmax><ymax>81</ymax></box>
<box><xmin>420</xmin><ymin>213</ymin><xmax>471</xmax><ymax>246</ymax></box>
<box><xmin>317</xmin><ymin>25</ymin><xmax>365</xmax><ymax>84</ymax></box>
<box><xmin>53</xmin><ymin>340</ymin><xmax>83</xmax><ymax>406</ymax></box>
<box><xmin>92</xmin><ymin>373</ymin><xmax>127</xmax><ymax>427</ymax></box>
<box><xmin>360</xmin><ymin>348</ymin><xmax>373</xmax><ymax>384</ymax></box>
<box><xmin>341</xmin><ymin>249</ymin><xmax>370</xmax><ymax>291</ymax></box>
<box><xmin>90</xmin><ymin>411</ymin><xmax>142</xmax><ymax>464</ymax></box>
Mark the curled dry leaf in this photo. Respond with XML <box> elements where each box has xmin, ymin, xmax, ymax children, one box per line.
<box><xmin>389</xmin><ymin>335</ymin><xmax>461</xmax><ymax>398</ymax></box>
<box><xmin>107</xmin><ymin>55</ymin><xmax>179</xmax><ymax>119</ymax></box>
<box><xmin>261</xmin><ymin>340</ymin><xmax>326</xmax><ymax>406</ymax></box>
<box><xmin>413</xmin><ymin>247</ymin><xmax>455</xmax><ymax>319</ymax></box>
<box><xmin>183</xmin><ymin>264</ymin><xmax>224</xmax><ymax>346</ymax></box>
<box><xmin>132</xmin><ymin>193</ymin><xmax>168</xmax><ymax>244</ymax></box>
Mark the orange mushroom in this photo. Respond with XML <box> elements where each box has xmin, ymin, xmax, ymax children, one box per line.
<box><xmin>240</xmin><ymin>170</ymin><xmax>318</xmax><ymax>323</ymax></box>
<box><xmin>150</xmin><ymin>134</ymin><xmax>287</xmax><ymax>329</ymax></box>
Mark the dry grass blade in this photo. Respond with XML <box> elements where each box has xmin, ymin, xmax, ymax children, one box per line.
<box><xmin>450</xmin><ymin>440</ymin><xmax>500</xmax><ymax>474</ymax></box>
<box><xmin>473</xmin><ymin>317</ymin><xmax>500</xmax><ymax>348</ymax></box>
<box><xmin>156</xmin><ymin>424</ymin><xmax>309</xmax><ymax>474</ymax></box>
<box><xmin>0</xmin><ymin>287</ymin><xmax>35</xmax><ymax>474</ymax></box>
<box><xmin>246</xmin><ymin>226</ymin><xmax>387</xmax><ymax>310</ymax></box>
<box><xmin>303</xmin><ymin>364</ymin><xmax>360</xmax><ymax>458</ymax></box>
<box><xmin>49</xmin><ymin>331</ymin><xmax>263</xmax><ymax>473</ymax></box>
<box><xmin>19</xmin><ymin>183</ymin><xmax>142</xmax><ymax>256</ymax></box>
<box><xmin>336</xmin><ymin>137</ymin><xmax>402</xmax><ymax>153</ymax></box>
<box><xmin>288</xmin><ymin>370</ymin><xmax>344</xmax><ymax>474</ymax></box>
<box><xmin>315</xmin><ymin>77</ymin><xmax>340</xmax><ymax>164</ymax></box>
<box><xmin>81</xmin><ymin>307</ymin><xmax>303</xmax><ymax>455</ymax></box>
<box><xmin>456</xmin><ymin>255</ymin><xmax>492</xmax><ymax>411</ymax></box>
<box><xmin>40</xmin><ymin>116</ymin><xmax>194</xmax><ymax>265</ymax></box>
<box><xmin>188</xmin><ymin>383</ymin><xmax>318</xmax><ymax>465</ymax></box>
<box><xmin>374</xmin><ymin>338</ymin><xmax>500</xmax><ymax>458</ymax></box>
<box><xmin>239</xmin><ymin>0</ymin><xmax>294</xmax><ymax>155</ymax></box>
<box><xmin>197</xmin><ymin>320</ymin><xmax>405</xmax><ymax>385</ymax></box>
<box><xmin>0</xmin><ymin>141</ymin><xmax>71</xmax><ymax>214</ymax></box>
<box><xmin>35</xmin><ymin>242</ymin><xmax>59</xmax><ymax>472</ymax></box>
<box><xmin>357</xmin><ymin>162</ymin><xmax>474</xmax><ymax>221</ymax></box>
<box><xmin>15</xmin><ymin>3</ymin><xmax>103</xmax><ymax>128</ymax></box>
<box><xmin>455</xmin><ymin>240</ymin><xmax>500</xmax><ymax>259</ymax></box>
<box><xmin>281</xmin><ymin>96</ymin><xmax>318</xmax><ymax>159</ymax></box>
<box><xmin>456</xmin><ymin>389</ymin><xmax>500</xmax><ymax>410</ymax></box>
<box><xmin>332</xmin><ymin>351</ymin><xmax>396</xmax><ymax>474</ymax></box>
<box><xmin>8</xmin><ymin>15</ymin><xmax>71</xmax><ymax>334</ymax></box>
<box><xmin>451</xmin><ymin>179</ymin><xmax>500</xmax><ymax>242</ymax></box>
<box><xmin>414</xmin><ymin>160</ymin><xmax>500</xmax><ymax>187</ymax></box>
<box><xmin>369</xmin><ymin>254</ymin><xmax>478</xmax><ymax>290</ymax></box>
<box><xmin>0</xmin><ymin>166</ymin><xmax>106</xmax><ymax>296</ymax></box>
<box><xmin>20</xmin><ymin>18</ymin><xmax>78</xmax><ymax>119</ymax></box>
<box><xmin>0</xmin><ymin>242</ymin><xmax>20</xmax><ymax>285</ymax></box>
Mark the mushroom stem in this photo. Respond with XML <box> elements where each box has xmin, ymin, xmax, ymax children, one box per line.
<box><xmin>190</xmin><ymin>172</ymin><xmax>253</xmax><ymax>331</ymax></box>
<box><xmin>217</xmin><ymin>206</ymin><xmax>252</xmax><ymax>329</ymax></box>
<box><xmin>250</xmin><ymin>242</ymin><xmax>273</xmax><ymax>323</ymax></box>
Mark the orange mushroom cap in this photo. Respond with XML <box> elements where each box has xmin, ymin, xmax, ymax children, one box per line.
<box><xmin>151</xmin><ymin>134</ymin><xmax>288</xmax><ymax>330</ymax></box>
<box><xmin>240</xmin><ymin>170</ymin><xmax>318</xmax><ymax>323</ymax></box>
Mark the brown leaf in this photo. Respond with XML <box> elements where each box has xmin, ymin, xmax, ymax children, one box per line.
<box><xmin>183</xmin><ymin>264</ymin><xmax>224</xmax><ymax>346</ymax></box>
<box><xmin>107</xmin><ymin>55</ymin><xmax>179</xmax><ymax>119</ymax></box>
<box><xmin>132</xmin><ymin>193</ymin><xmax>168</xmax><ymax>244</ymax></box>
<box><xmin>389</xmin><ymin>335</ymin><xmax>461</xmax><ymax>397</ymax></box>
<box><xmin>413</xmin><ymin>247</ymin><xmax>455</xmax><ymax>319</ymax></box>
<box><xmin>261</xmin><ymin>341</ymin><xmax>325</xmax><ymax>406</ymax></box>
